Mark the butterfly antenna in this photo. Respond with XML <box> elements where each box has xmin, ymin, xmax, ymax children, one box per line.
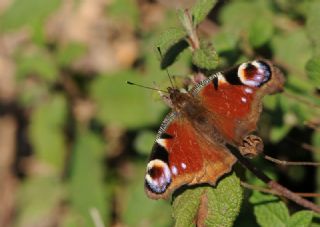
<box><xmin>157</xmin><ymin>47</ymin><xmax>175</xmax><ymax>88</ymax></box>
<box><xmin>126</xmin><ymin>81</ymin><xmax>169</xmax><ymax>93</ymax></box>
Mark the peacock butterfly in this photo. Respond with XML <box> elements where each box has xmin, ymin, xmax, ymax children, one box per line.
<box><xmin>145</xmin><ymin>59</ymin><xmax>285</xmax><ymax>199</ymax></box>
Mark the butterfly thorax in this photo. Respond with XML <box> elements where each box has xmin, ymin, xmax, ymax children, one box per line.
<box><xmin>168</xmin><ymin>87</ymin><xmax>225</xmax><ymax>144</ymax></box>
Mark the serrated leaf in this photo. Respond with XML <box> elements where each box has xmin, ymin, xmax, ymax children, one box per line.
<box><xmin>134</xmin><ymin>130</ymin><xmax>156</xmax><ymax>155</ymax></box>
<box><xmin>192</xmin><ymin>42</ymin><xmax>219</xmax><ymax>70</ymax></box>
<box><xmin>191</xmin><ymin>0</ymin><xmax>217</xmax><ymax>26</ymax></box>
<box><xmin>156</xmin><ymin>27</ymin><xmax>188</xmax><ymax>68</ymax></box>
<box><xmin>172</xmin><ymin>173</ymin><xmax>242</xmax><ymax>227</ymax></box>
<box><xmin>306</xmin><ymin>57</ymin><xmax>320</xmax><ymax>86</ymax></box>
<box><xmin>288</xmin><ymin>210</ymin><xmax>313</xmax><ymax>227</ymax></box>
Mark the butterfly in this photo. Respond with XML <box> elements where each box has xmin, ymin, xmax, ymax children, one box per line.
<box><xmin>144</xmin><ymin>60</ymin><xmax>285</xmax><ymax>199</ymax></box>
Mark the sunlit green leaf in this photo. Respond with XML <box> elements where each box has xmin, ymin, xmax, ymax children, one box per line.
<box><xmin>191</xmin><ymin>0</ymin><xmax>217</xmax><ymax>26</ymax></box>
<box><xmin>192</xmin><ymin>41</ymin><xmax>219</xmax><ymax>70</ymax></box>
<box><xmin>248</xmin><ymin>16</ymin><xmax>274</xmax><ymax>48</ymax></box>
<box><xmin>250</xmin><ymin>192</ymin><xmax>313</xmax><ymax>227</ymax></box>
<box><xmin>173</xmin><ymin>173</ymin><xmax>242</xmax><ymax>227</ymax></box>
<box><xmin>90</xmin><ymin>70</ymin><xmax>166</xmax><ymax>129</ymax></box>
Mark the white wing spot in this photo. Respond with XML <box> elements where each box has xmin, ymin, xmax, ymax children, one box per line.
<box><xmin>244</xmin><ymin>87</ymin><xmax>253</xmax><ymax>94</ymax></box>
<box><xmin>181</xmin><ymin>162</ymin><xmax>187</xmax><ymax>169</ymax></box>
<box><xmin>171</xmin><ymin>166</ymin><xmax>178</xmax><ymax>175</ymax></box>
<box><xmin>241</xmin><ymin>97</ymin><xmax>247</xmax><ymax>103</ymax></box>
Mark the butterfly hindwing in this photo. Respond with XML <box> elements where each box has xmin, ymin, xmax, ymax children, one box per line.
<box><xmin>145</xmin><ymin>113</ymin><xmax>236</xmax><ymax>199</ymax></box>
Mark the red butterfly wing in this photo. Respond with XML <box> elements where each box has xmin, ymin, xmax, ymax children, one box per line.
<box><xmin>192</xmin><ymin>60</ymin><xmax>284</xmax><ymax>145</ymax></box>
<box><xmin>145</xmin><ymin>113</ymin><xmax>236</xmax><ymax>199</ymax></box>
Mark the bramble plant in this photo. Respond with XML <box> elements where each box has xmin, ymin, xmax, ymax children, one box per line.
<box><xmin>0</xmin><ymin>0</ymin><xmax>320</xmax><ymax>226</ymax></box>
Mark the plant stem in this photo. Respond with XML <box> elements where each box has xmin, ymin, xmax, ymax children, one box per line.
<box><xmin>226</xmin><ymin>144</ymin><xmax>320</xmax><ymax>213</ymax></box>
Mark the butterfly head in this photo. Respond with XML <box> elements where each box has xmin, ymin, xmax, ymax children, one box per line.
<box><xmin>167</xmin><ymin>87</ymin><xmax>191</xmax><ymax>111</ymax></box>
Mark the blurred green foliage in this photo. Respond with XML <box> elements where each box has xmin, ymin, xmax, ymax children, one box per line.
<box><xmin>0</xmin><ymin>0</ymin><xmax>320</xmax><ymax>226</ymax></box>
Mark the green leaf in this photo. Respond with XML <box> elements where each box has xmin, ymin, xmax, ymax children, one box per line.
<box><xmin>219</xmin><ymin>0</ymin><xmax>273</xmax><ymax>43</ymax></box>
<box><xmin>134</xmin><ymin>130</ymin><xmax>156</xmax><ymax>155</ymax></box>
<box><xmin>288</xmin><ymin>211</ymin><xmax>313</xmax><ymax>227</ymax></box>
<box><xmin>29</xmin><ymin>94</ymin><xmax>67</xmax><ymax>171</ymax></box>
<box><xmin>90</xmin><ymin>70</ymin><xmax>166</xmax><ymax>129</ymax></box>
<box><xmin>0</xmin><ymin>0</ymin><xmax>61</xmax><ymax>43</ymax></box>
<box><xmin>56</xmin><ymin>42</ymin><xmax>87</xmax><ymax>67</ymax></box>
<box><xmin>250</xmin><ymin>192</ymin><xmax>290</xmax><ymax>227</ymax></box>
<box><xmin>15</xmin><ymin>176</ymin><xmax>64</xmax><ymax>226</ymax></box>
<box><xmin>69</xmin><ymin>130</ymin><xmax>109</xmax><ymax>226</ymax></box>
<box><xmin>192</xmin><ymin>42</ymin><xmax>219</xmax><ymax>70</ymax></box>
<box><xmin>16</xmin><ymin>49</ymin><xmax>59</xmax><ymax>83</ymax></box>
<box><xmin>108</xmin><ymin>0</ymin><xmax>139</xmax><ymax>28</ymax></box>
<box><xmin>271</xmin><ymin>29</ymin><xmax>311</xmax><ymax>75</ymax></box>
<box><xmin>156</xmin><ymin>27</ymin><xmax>188</xmax><ymax>68</ymax></box>
<box><xmin>306</xmin><ymin>0</ymin><xmax>320</xmax><ymax>56</ymax></box>
<box><xmin>248</xmin><ymin>16</ymin><xmax>274</xmax><ymax>48</ymax></box>
<box><xmin>306</xmin><ymin>57</ymin><xmax>320</xmax><ymax>86</ymax></box>
<box><xmin>172</xmin><ymin>173</ymin><xmax>242</xmax><ymax>227</ymax></box>
<box><xmin>191</xmin><ymin>0</ymin><xmax>218</xmax><ymax>26</ymax></box>
<box><xmin>212</xmin><ymin>31</ymin><xmax>238</xmax><ymax>53</ymax></box>
<box><xmin>250</xmin><ymin>192</ymin><xmax>313</xmax><ymax>227</ymax></box>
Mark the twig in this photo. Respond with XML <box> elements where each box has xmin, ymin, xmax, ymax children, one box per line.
<box><xmin>263</xmin><ymin>154</ymin><xmax>320</xmax><ymax>166</ymax></box>
<box><xmin>181</xmin><ymin>9</ymin><xmax>200</xmax><ymax>51</ymax></box>
<box><xmin>226</xmin><ymin>144</ymin><xmax>320</xmax><ymax>213</ymax></box>
<box><xmin>241</xmin><ymin>181</ymin><xmax>320</xmax><ymax>198</ymax></box>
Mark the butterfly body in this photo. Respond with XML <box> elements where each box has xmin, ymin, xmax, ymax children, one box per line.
<box><xmin>145</xmin><ymin>60</ymin><xmax>285</xmax><ymax>199</ymax></box>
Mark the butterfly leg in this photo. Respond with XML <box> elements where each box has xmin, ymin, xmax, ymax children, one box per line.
<box><xmin>239</xmin><ymin>135</ymin><xmax>264</xmax><ymax>158</ymax></box>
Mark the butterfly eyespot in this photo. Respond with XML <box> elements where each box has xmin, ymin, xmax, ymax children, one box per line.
<box><xmin>145</xmin><ymin>159</ymin><xmax>171</xmax><ymax>194</ymax></box>
<box><xmin>237</xmin><ymin>60</ymin><xmax>271</xmax><ymax>87</ymax></box>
